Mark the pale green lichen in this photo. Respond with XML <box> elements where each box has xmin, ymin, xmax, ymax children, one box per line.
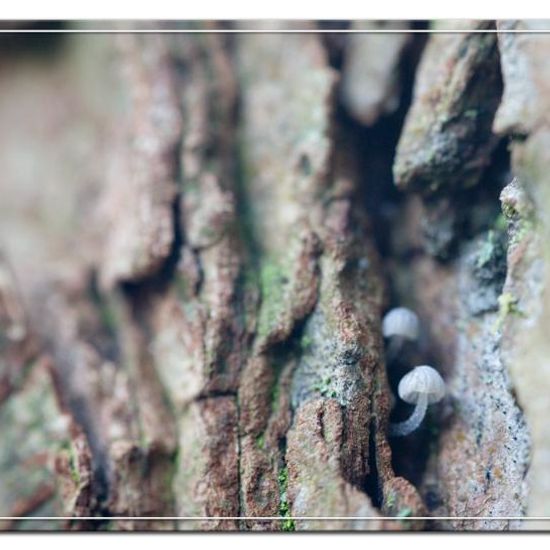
<box><xmin>467</xmin><ymin>228</ymin><xmax>508</xmax><ymax>316</ymax></box>
<box><xmin>475</xmin><ymin>230</ymin><xmax>503</xmax><ymax>270</ymax></box>
<box><xmin>500</xmin><ymin>178</ymin><xmax>537</xmax><ymax>246</ymax></box>
<box><xmin>499</xmin><ymin>292</ymin><xmax>524</xmax><ymax>317</ymax></box>
<box><xmin>0</xmin><ymin>366</ymin><xmax>68</xmax><ymax>515</ymax></box>
<box><xmin>494</xmin><ymin>292</ymin><xmax>526</xmax><ymax>332</ymax></box>
<box><xmin>511</xmin><ymin>219</ymin><xmax>536</xmax><ymax>247</ymax></box>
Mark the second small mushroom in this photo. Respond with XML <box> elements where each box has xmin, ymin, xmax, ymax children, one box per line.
<box><xmin>382</xmin><ymin>307</ymin><xmax>420</xmax><ymax>362</ymax></box>
<box><xmin>389</xmin><ymin>365</ymin><xmax>445</xmax><ymax>437</ymax></box>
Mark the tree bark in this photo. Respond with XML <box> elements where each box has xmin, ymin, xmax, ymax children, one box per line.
<box><xmin>0</xmin><ymin>20</ymin><xmax>547</xmax><ymax>531</ymax></box>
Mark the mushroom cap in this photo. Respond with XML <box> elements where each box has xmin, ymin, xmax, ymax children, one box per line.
<box><xmin>398</xmin><ymin>365</ymin><xmax>445</xmax><ymax>405</ymax></box>
<box><xmin>382</xmin><ymin>307</ymin><xmax>419</xmax><ymax>340</ymax></box>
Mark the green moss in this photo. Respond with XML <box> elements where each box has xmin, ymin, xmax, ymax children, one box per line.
<box><xmin>278</xmin><ymin>466</ymin><xmax>295</xmax><ymax>531</ymax></box>
<box><xmin>281</xmin><ymin>517</ymin><xmax>296</xmax><ymax>532</ymax></box>
<box><xmin>257</xmin><ymin>258</ymin><xmax>289</xmax><ymax>340</ymax></box>
<box><xmin>256</xmin><ymin>433</ymin><xmax>265</xmax><ymax>450</ymax></box>
<box><xmin>397</xmin><ymin>506</ymin><xmax>412</xmax><ymax>518</ymax></box>
<box><xmin>502</xmin><ymin>201</ymin><xmax>518</xmax><ymax>220</ymax></box>
<box><xmin>397</xmin><ymin>506</ymin><xmax>413</xmax><ymax>527</ymax></box>
<box><xmin>278</xmin><ymin>467</ymin><xmax>288</xmax><ymax>487</ymax></box>
<box><xmin>271</xmin><ymin>382</ymin><xmax>281</xmax><ymax>413</ymax></box>
<box><xmin>98</xmin><ymin>298</ymin><xmax>118</xmax><ymax>336</ymax></box>
<box><xmin>175</xmin><ymin>276</ymin><xmax>188</xmax><ymax>300</ymax></box>
<box><xmin>300</xmin><ymin>334</ymin><xmax>313</xmax><ymax>350</ymax></box>
<box><xmin>58</xmin><ymin>440</ymin><xmax>80</xmax><ymax>485</ymax></box>
<box><xmin>385</xmin><ymin>491</ymin><xmax>396</xmax><ymax>511</ymax></box>
<box><xmin>68</xmin><ymin>444</ymin><xmax>80</xmax><ymax>485</ymax></box>
<box><xmin>494</xmin><ymin>213</ymin><xmax>508</xmax><ymax>232</ymax></box>
<box><xmin>312</xmin><ymin>376</ymin><xmax>336</xmax><ymax>398</ymax></box>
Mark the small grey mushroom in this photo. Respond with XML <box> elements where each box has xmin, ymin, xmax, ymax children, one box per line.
<box><xmin>382</xmin><ymin>307</ymin><xmax>419</xmax><ymax>361</ymax></box>
<box><xmin>389</xmin><ymin>365</ymin><xmax>445</xmax><ymax>437</ymax></box>
<box><xmin>382</xmin><ymin>307</ymin><xmax>419</xmax><ymax>340</ymax></box>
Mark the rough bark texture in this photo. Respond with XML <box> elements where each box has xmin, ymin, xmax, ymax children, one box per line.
<box><xmin>0</xmin><ymin>20</ymin><xmax>548</xmax><ymax>531</ymax></box>
<box><xmin>340</xmin><ymin>21</ymin><xmax>411</xmax><ymax>126</ymax></box>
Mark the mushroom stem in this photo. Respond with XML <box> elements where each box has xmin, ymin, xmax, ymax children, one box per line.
<box><xmin>386</xmin><ymin>335</ymin><xmax>405</xmax><ymax>363</ymax></box>
<box><xmin>389</xmin><ymin>393</ymin><xmax>428</xmax><ymax>437</ymax></box>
